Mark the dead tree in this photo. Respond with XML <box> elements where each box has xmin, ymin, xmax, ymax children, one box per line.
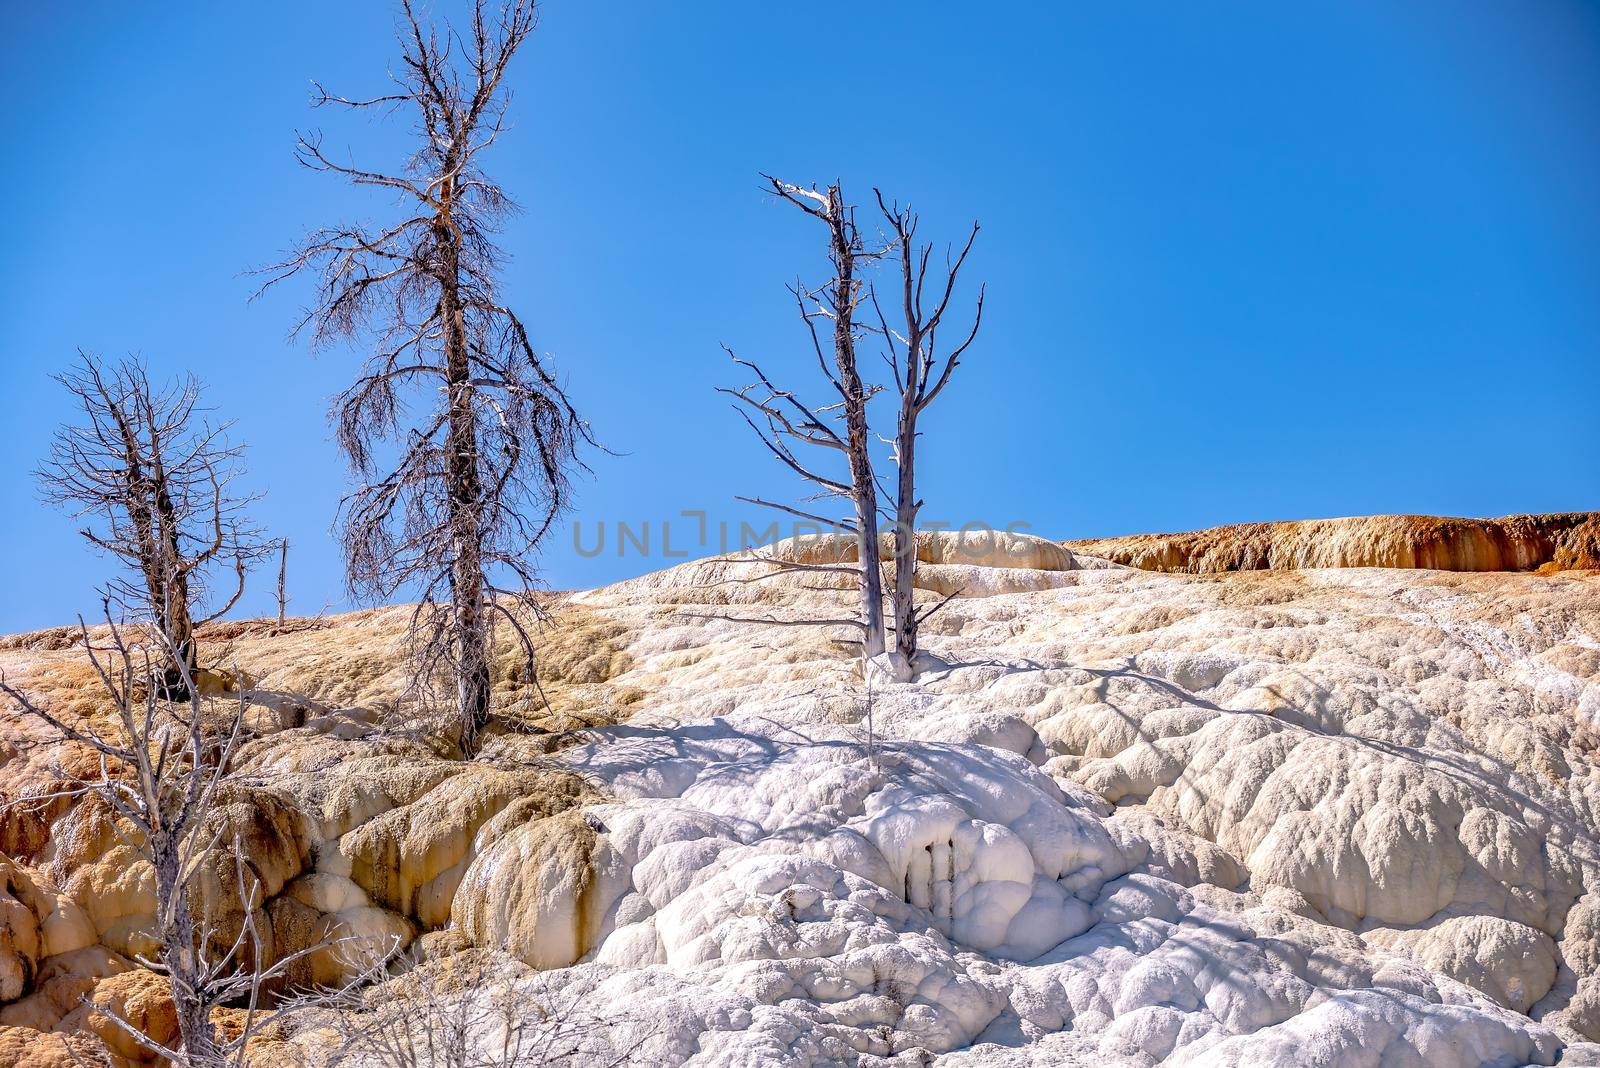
<box><xmin>258</xmin><ymin>0</ymin><xmax>590</xmax><ymax>757</ymax></box>
<box><xmin>871</xmin><ymin>193</ymin><xmax>984</xmax><ymax>681</ymax></box>
<box><xmin>719</xmin><ymin>178</ymin><xmax>887</xmax><ymax>657</ymax></box>
<box><xmin>276</xmin><ymin>538</ymin><xmax>289</xmax><ymax>630</ymax></box>
<box><xmin>0</xmin><ymin>618</ymin><xmax>389</xmax><ymax>1067</ymax></box>
<box><xmin>37</xmin><ymin>353</ymin><xmax>264</xmax><ymax>693</ymax></box>
<box><xmin>315</xmin><ymin>960</ymin><xmax>639</xmax><ymax>1067</ymax></box>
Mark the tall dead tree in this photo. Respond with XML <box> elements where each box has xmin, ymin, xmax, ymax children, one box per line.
<box><xmin>871</xmin><ymin>193</ymin><xmax>984</xmax><ymax>681</ymax></box>
<box><xmin>259</xmin><ymin>0</ymin><xmax>590</xmax><ymax>757</ymax></box>
<box><xmin>720</xmin><ymin>178</ymin><xmax>887</xmax><ymax>657</ymax></box>
<box><xmin>37</xmin><ymin>353</ymin><xmax>263</xmax><ymax>693</ymax></box>
<box><xmin>0</xmin><ymin>619</ymin><xmax>387</xmax><ymax>1066</ymax></box>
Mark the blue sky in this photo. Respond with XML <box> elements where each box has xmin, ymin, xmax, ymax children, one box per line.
<box><xmin>2</xmin><ymin>1</ymin><xmax>1597</xmax><ymax>631</ymax></box>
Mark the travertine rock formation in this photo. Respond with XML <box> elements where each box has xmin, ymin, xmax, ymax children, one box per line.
<box><xmin>1</xmin><ymin>527</ymin><xmax>1598</xmax><ymax>1065</ymax></box>
<box><xmin>1067</xmin><ymin>511</ymin><xmax>1600</xmax><ymax>575</ymax></box>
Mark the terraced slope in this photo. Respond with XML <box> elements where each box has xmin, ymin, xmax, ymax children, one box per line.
<box><xmin>1</xmin><ymin>530</ymin><xmax>1598</xmax><ymax>1065</ymax></box>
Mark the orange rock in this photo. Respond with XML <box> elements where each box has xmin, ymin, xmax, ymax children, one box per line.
<box><xmin>0</xmin><ymin>1024</ymin><xmax>117</xmax><ymax>1068</ymax></box>
<box><xmin>1067</xmin><ymin>511</ymin><xmax>1600</xmax><ymax>574</ymax></box>
<box><xmin>88</xmin><ymin>969</ymin><xmax>177</xmax><ymax>1062</ymax></box>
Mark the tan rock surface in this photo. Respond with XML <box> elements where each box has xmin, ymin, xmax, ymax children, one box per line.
<box><xmin>0</xmin><ymin>1024</ymin><xmax>114</xmax><ymax>1068</ymax></box>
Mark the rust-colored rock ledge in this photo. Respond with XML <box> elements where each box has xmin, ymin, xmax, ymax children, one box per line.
<box><xmin>1066</xmin><ymin>512</ymin><xmax>1600</xmax><ymax>574</ymax></box>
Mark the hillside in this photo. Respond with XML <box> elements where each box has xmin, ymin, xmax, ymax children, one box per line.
<box><xmin>1</xmin><ymin>529</ymin><xmax>1598</xmax><ymax>1065</ymax></box>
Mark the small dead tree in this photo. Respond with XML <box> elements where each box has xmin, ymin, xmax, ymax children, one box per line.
<box><xmin>314</xmin><ymin>962</ymin><xmax>637</xmax><ymax>1068</ymax></box>
<box><xmin>871</xmin><ymin>193</ymin><xmax>984</xmax><ymax>681</ymax></box>
<box><xmin>37</xmin><ymin>353</ymin><xmax>264</xmax><ymax>693</ymax></box>
<box><xmin>0</xmin><ymin>618</ymin><xmax>389</xmax><ymax>1067</ymax></box>
<box><xmin>258</xmin><ymin>0</ymin><xmax>590</xmax><ymax>757</ymax></box>
<box><xmin>719</xmin><ymin>178</ymin><xmax>887</xmax><ymax>657</ymax></box>
<box><xmin>276</xmin><ymin>538</ymin><xmax>289</xmax><ymax>631</ymax></box>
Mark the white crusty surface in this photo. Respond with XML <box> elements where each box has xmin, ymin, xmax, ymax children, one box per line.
<box><xmin>3</xmin><ymin>531</ymin><xmax>1600</xmax><ymax>1066</ymax></box>
<box><xmin>459</xmin><ymin>538</ymin><xmax>1599</xmax><ymax>1065</ymax></box>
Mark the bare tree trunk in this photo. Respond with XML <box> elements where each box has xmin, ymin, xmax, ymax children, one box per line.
<box><xmin>155</xmin><ymin>483</ymin><xmax>199</xmax><ymax>687</ymax></box>
<box><xmin>871</xmin><ymin>192</ymin><xmax>985</xmax><ymax>683</ymax></box>
<box><xmin>439</xmin><ymin>199</ymin><xmax>493</xmax><ymax>757</ymax></box>
<box><xmin>167</xmin><ymin>596</ymin><xmax>197</xmax><ymax>685</ymax></box>
<box><xmin>130</xmin><ymin>487</ymin><xmax>197</xmax><ymax>686</ymax></box>
<box><xmin>890</xmin><ymin>384</ymin><xmax>919</xmax><ymax>681</ymax></box>
<box><xmin>156</xmin><ymin>852</ymin><xmax>225</xmax><ymax>1066</ymax></box>
<box><xmin>112</xmin><ymin>406</ymin><xmax>199</xmax><ymax>688</ymax></box>
<box><xmin>822</xmin><ymin>187</ymin><xmax>886</xmax><ymax>658</ymax></box>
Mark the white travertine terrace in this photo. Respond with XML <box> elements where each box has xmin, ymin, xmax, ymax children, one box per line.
<box><xmin>2</xmin><ymin>525</ymin><xmax>1599</xmax><ymax>1066</ymax></box>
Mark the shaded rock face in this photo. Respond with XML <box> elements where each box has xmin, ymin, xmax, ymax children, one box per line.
<box><xmin>1067</xmin><ymin>512</ymin><xmax>1600</xmax><ymax>574</ymax></box>
<box><xmin>0</xmin><ymin>528</ymin><xmax>1599</xmax><ymax>1065</ymax></box>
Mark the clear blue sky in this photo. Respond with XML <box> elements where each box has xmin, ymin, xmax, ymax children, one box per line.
<box><xmin>2</xmin><ymin>1</ymin><xmax>1597</xmax><ymax>631</ymax></box>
